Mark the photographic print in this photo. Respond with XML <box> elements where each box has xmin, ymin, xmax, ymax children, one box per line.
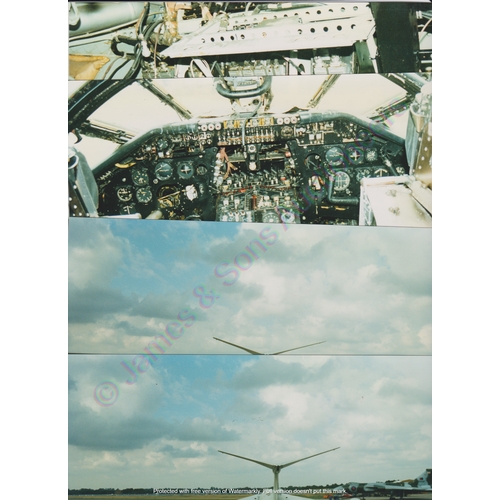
<box><xmin>69</xmin><ymin>218</ymin><xmax>431</xmax><ymax>355</ymax></box>
<box><xmin>68</xmin><ymin>2</ymin><xmax>432</xmax><ymax>80</ymax></box>
<box><xmin>69</xmin><ymin>73</ymin><xmax>432</xmax><ymax>227</ymax></box>
<box><xmin>68</xmin><ymin>2</ymin><xmax>433</xmax><ymax>498</ymax></box>
<box><xmin>69</xmin><ymin>354</ymin><xmax>431</xmax><ymax>495</ymax></box>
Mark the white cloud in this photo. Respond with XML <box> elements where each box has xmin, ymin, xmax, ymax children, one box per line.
<box><xmin>418</xmin><ymin>324</ymin><xmax>432</xmax><ymax>350</ymax></box>
<box><xmin>69</xmin><ymin>355</ymin><xmax>431</xmax><ymax>489</ymax></box>
<box><xmin>68</xmin><ymin>222</ymin><xmax>125</xmax><ymax>289</ymax></box>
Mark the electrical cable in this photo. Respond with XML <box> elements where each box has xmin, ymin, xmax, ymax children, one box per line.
<box><xmin>107</xmin><ymin>57</ymin><xmax>134</xmax><ymax>80</ymax></box>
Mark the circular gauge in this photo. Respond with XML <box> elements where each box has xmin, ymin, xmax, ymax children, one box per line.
<box><xmin>178</xmin><ymin>162</ymin><xmax>194</xmax><ymax>179</ymax></box>
<box><xmin>325</xmin><ymin>146</ymin><xmax>346</xmax><ymax>167</ymax></box>
<box><xmin>131</xmin><ymin>168</ymin><xmax>149</xmax><ymax>186</ymax></box>
<box><xmin>373</xmin><ymin>168</ymin><xmax>389</xmax><ymax>177</ymax></box>
<box><xmin>136</xmin><ymin>187</ymin><xmax>153</xmax><ymax>203</ymax></box>
<box><xmin>155</xmin><ymin>161</ymin><xmax>173</xmax><ymax>181</ymax></box>
<box><xmin>280</xmin><ymin>125</ymin><xmax>294</xmax><ymax>139</ymax></box>
<box><xmin>333</xmin><ymin>171</ymin><xmax>350</xmax><ymax>191</ymax></box>
<box><xmin>262</xmin><ymin>211</ymin><xmax>281</xmax><ymax>223</ymax></box>
<box><xmin>157</xmin><ymin>138</ymin><xmax>169</xmax><ymax>150</ymax></box>
<box><xmin>395</xmin><ymin>166</ymin><xmax>406</xmax><ymax>175</ymax></box>
<box><xmin>365</xmin><ymin>148</ymin><xmax>378</xmax><ymax>162</ymax></box>
<box><xmin>346</xmin><ymin>146</ymin><xmax>364</xmax><ymax>165</ymax></box>
<box><xmin>356</xmin><ymin>169</ymin><xmax>371</xmax><ymax>182</ymax></box>
<box><xmin>355</xmin><ymin>129</ymin><xmax>372</xmax><ymax>144</ymax></box>
<box><xmin>197</xmin><ymin>165</ymin><xmax>207</xmax><ymax>176</ymax></box>
<box><xmin>119</xmin><ymin>204</ymin><xmax>137</xmax><ymax>215</ymax></box>
<box><xmin>304</xmin><ymin>153</ymin><xmax>323</xmax><ymax>171</ymax></box>
<box><xmin>158</xmin><ymin>185</ymin><xmax>181</xmax><ymax>208</ymax></box>
<box><xmin>117</xmin><ymin>186</ymin><xmax>133</xmax><ymax>202</ymax></box>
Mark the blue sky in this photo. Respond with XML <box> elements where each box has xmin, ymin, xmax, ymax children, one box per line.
<box><xmin>68</xmin><ymin>218</ymin><xmax>431</xmax><ymax>489</ymax></box>
<box><xmin>69</xmin><ymin>354</ymin><xmax>431</xmax><ymax>489</ymax></box>
<box><xmin>69</xmin><ymin>218</ymin><xmax>431</xmax><ymax>355</ymax></box>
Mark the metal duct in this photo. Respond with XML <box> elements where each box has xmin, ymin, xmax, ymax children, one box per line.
<box><xmin>69</xmin><ymin>2</ymin><xmax>145</xmax><ymax>38</ymax></box>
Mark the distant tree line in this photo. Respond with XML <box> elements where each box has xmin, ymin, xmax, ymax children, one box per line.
<box><xmin>69</xmin><ymin>484</ymin><xmax>345</xmax><ymax>496</ymax></box>
<box><xmin>69</xmin><ymin>488</ymin><xmax>152</xmax><ymax>495</ymax></box>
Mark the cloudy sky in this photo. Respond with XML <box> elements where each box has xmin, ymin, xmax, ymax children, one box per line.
<box><xmin>69</xmin><ymin>218</ymin><xmax>431</xmax><ymax>356</ymax></box>
<box><xmin>69</xmin><ymin>354</ymin><xmax>431</xmax><ymax>490</ymax></box>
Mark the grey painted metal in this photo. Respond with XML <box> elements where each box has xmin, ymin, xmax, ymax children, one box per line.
<box><xmin>162</xmin><ymin>4</ymin><xmax>373</xmax><ymax>59</ymax></box>
<box><xmin>69</xmin><ymin>2</ymin><xmax>144</xmax><ymax>38</ymax></box>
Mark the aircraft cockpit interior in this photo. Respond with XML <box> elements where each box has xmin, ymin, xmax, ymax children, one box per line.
<box><xmin>68</xmin><ymin>2</ymin><xmax>432</xmax><ymax>228</ymax></box>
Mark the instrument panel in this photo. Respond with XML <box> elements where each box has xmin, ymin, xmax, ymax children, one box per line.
<box><xmin>94</xmin><ymin>112</ymin><xmax>409</xmax><ymax>225</ymax></box>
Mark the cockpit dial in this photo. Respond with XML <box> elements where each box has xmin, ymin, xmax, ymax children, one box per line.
<box><xmin>158</xmin><ymin>185</ymin><xmax>181</xmax><ymax>208</ymax></box>
<box><xmin>304</xmin><ymin>153</ymin><xmax>323</xmax><ymax>171</ymax></box>
<box><xmin>131</xmin><ymin>168</ymin><xmax>149</xmax><ymax>186</ymax></box>
<box><xmin>87</xmin><ymin>112</ymin><xmax>411</xmax><ymax>225</ymax></box>
<box><xmin>365</xmin><ymin>148</ymin><xmax>378</xmax><ymax>162</ymax></box>
<box><xmin>332</xmin><ymin>171</ymin><xmax>350</xmax><ymax>191</ymax></box>
<box><xmin>136</xmin><ymin>187</ymin><xmax>153</xmax><ymax>203</ymax></box>
<box><xmin>178</xmin><ymin>162</ymin><xmax>194</xmax><ymax>179</ymax></box>
<box><xmin>346</xmin><ymin>146</ymin><xmax>364</xmax><ymax>165</ymax></box>
<box><xmin>373</xmin><ymin>168</ymin><xmax>389</xmax><ymax>177</ymax></box>
<box><xmin>117</xmin><ymin>186</ymin><xmax>133</xmax><ymax>202</ymax></box>
<box><xmin>325</xmin><ymin>146</ymin><xmax>346</xmax><ymax>168</ymax></box>
<box><xmin>155</xmin><ymin>161</ymin><xmax>174</xmax><ymax>181</ymax></box>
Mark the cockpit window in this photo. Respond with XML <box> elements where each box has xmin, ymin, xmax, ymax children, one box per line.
<box><xmin>68</xmin><ymin>3</ymin><xmax>432</xmax><ymax>227</ymax></box>
<box><xmin>70</xmin><ymin>75</ymin><xmax>410</xmax><ymax>169</ymax></box>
